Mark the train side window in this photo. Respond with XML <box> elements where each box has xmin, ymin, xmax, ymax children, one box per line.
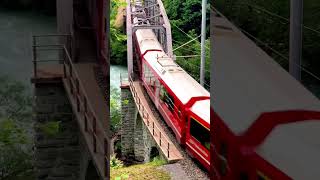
<box><xmin>165</xmin><ymin>93</ymin><xmax>175</xmax><ymax>112</ymax></box>
<box><xmin>239</xmin><ymin>172</ymin><xmax>249</xmax><ymax>180</ymax></box>
<box><xmin>160</xmin><ymin>85</ymin><xmax>165</xmax><ymax>101</ymax></box>
<box><xmin>220</xmin><ymin>142</ymin><xmax>227</xmax><ymax>158</ymax></box>
<box><xmin>159</xmin><ymin>85</ymin><xmax>174</xmax><ymax>112</ymax></box>
<box><xmin>257</xmin><ymin>171</ymin><xmax>270</xmax><ymax>180</ymax></box>
<box><xmin>190</xmin><ymin>118</ymin><xmax>210</xmax><ymax>150</ymax></box>
<box><xmin>143</xmin><ymin>64</ymin><xmax>147</xmax><ymax>81</ymax></box>
<box><xmin>219</xmin><ymin>142</ymin><xmax>228</xmax><ymax>176</ymax></box>
<box><xmin>104</xmin><ymin>17</ymin><xmax>107</xmax><ymax>33</ymax></box>
<box><xmin>178</xmin><ymin>107</ymin><xmax>182</xmax><ymax>118</ymax></box>
<box><xmin>143</xmin><ymin>64</ymin><xmax>155</xmax><ymax>89</ymax></box>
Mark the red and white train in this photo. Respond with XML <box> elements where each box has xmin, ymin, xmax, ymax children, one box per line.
<box><xmin>211</xmin><ymin>10</ymin><xmax>320</xmax><ymax>180</ymax></box>
<box><xmin>132</xmin><ymin>18</ymin><xmax>211</xmax><ymax>170</ymax></box>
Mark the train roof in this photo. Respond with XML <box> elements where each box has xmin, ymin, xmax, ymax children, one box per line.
<box><xmin>135</xmin><ymin>29</ymin><xmax>210</xmax><ymax>124</ymax></box>
<box><xmin>136</xmin><ymin>29</ymin><xmax>210</xmax><ymax>103</ymax></box>
<box><xmin>257</xmin><ymin>121</ymin><xmax>320</xmax><ymax>179</ymax></box>
<box><xmin>211</xmin><ymin>9</ymin><xmax>320</xmax><ymax>179</ymax></box>
<box><xmin>191</xmin><ymin>99</ymin><xmax>210</xmax><ymax>125</ymax></box>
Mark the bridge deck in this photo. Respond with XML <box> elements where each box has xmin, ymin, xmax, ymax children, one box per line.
<box><xmin>129</xmin><ymin>80</ymin><xmax>183</xmax><ymax>162</ymax></box>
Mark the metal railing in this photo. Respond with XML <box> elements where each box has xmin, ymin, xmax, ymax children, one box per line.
<box><xmin>128</xmin><ymin>76</ymin><xmax>176</xmax><ymax>159</ymax></box>
<box><xmin>120</xmin><ymin>73</ymin><xmax>129</xmax><ymax>87</ymax></box>
<box><xmin>32</xmin><ymin>34</ymin><xmax>72</xmax><ymax>78</ymax></box>
<box><xmin>62</xmin><ymin>45</ymin><xmax>109</xmax><ymax>177</ymax></box>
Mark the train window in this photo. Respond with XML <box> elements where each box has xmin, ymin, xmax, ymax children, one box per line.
<box><xmin>257</xmin><ymin>171</ymin><xmax>270</xmax><ymax>180</ymax></box>
<box><xmin>104</xmin><ymin>17</ymin><xmax>107</xmax><ymax>33</ymax></box>
<box><xmin>178</xmin><ymin>107</ymin><xmax>182</xmax><ymax>118</ymax></box>
<box><xmin>143</xmin><ymin>63</ymin><xmax>156</xmax><ymax>89</ymax></box>
<box><xmin>165</xmin><ymin>93</ymin><xmax>175</xmax><ymax>112</ymax></box>
<box><xmin>239</xmin><ymin>172</ymin><xmax>249</xmax><ymax>180</ymax></box>
<box><xmin>219</xmin><ymin>142</ymin><xmax>228</xmax><ymax>176</ymax></box>
<box><xmin>220</xmin><ymin>142</ymin><xmax>227</xmax><ymax>158</ymax></box>
<box><xmin>160</xmin><ymin>85</ymin><xmax>165</xmax><ymax>101</ymax></box>
<box><xmin>159</xmin><ymin>85</ymin><xmax>174</xmax><ymax>112</ymax></box>
<box><xmin>190</xmin><ymin>118</ymin><xmax>210</xmax><ymax>150</ymax></box>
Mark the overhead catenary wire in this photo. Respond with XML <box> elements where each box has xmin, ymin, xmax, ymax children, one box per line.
<box><xmin>238</xmin><ymin>2</ymin><xmax>320</xmax><ymax>36</ymax></box>
<box><xmin>172</xmin><ymin>23</ymin><xmax>210</xmax><ymax>50</ymax></box>
<box><xmin>175</xmin><ymin>55</ymin><xmax>201</xmax><ymax>58</ymax></box>
<box><xmin>176</xmin><ymin>59</ymin><xmax>211</xmax><ymax>73</ymax></box>
<box><xmin>173</xmin><ymin>35</ymin><xmax>201</xmax><ymax>51</ymax></box>
<box><xmin>172</xmin><ymin>39</ymin><xmax>210</xmax><ymax>57</ymax></box>
<box><xmin>172</xmin><ymin>40</ymin><xmax>210</xmax><ymax>72</ymax></box>
<box><xmin>221</xmin><ymin>3</ymin><xmax>320</xmax><ymax>82</ymax></box>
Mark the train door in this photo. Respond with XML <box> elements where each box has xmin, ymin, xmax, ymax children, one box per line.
<box><xmin>186</xmin><ymin>116</ymin><xmax>210</xmax><ymax>169</ymax></box>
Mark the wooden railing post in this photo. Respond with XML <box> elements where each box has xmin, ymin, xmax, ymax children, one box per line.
<box><xmin>167</xmin><ymin>143</ymin><xmax>170</xmax><ymax>158</ymax></box>
<box><xmin>32</xmin><ymin>36</ymin><xmax>37</xmax><ymax>78</ymax></box>
<box><xmin>160</xmin><ymin>131</ymin><xmax>162</xmax><ymax>146</ymax></box>
<box><xmin>93</xmin><ymin>117</ymin><xmax>97</xmax><ymax>153</ymax></box>
<box><xmin>76</xmin><ymin>96</ymin><xmax>80</xmax><ymax>112</ymax></box>
<box><xmin>84</xmin><ymin>115</ymin><xmax>88</xmax><ymax>132</ymax></box>
<box><xmin>63</xmin><ymin>50</ymin><xmax>67</xmax><ymax>78</ymax></box>
<box><xmin>104</xmin><ymin>139</ymin><xmax>109</xmax><ymax>177</ymax></box>
<box><xmin>152</xmin><ymin>122</ymin><xmax>155</xmax><ymax>135</ymax></box>
<box><xmin>84</xmin><ymin>98</ymin><xmax>88</xmax><ymax>113</ymax></box>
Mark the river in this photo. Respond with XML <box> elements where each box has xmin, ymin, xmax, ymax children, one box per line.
<box><xmin>0</xmin><ymin>8</ymin><xmax>126</xmax><ymax>92</ymax></box>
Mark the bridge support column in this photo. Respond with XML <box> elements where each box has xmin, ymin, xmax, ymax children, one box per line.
<box><xmin>120</xmin><ymin>86</ymin><xmax>164</xmax><ymax>163</ymax></box>
<box><xmin>34</xmin><ymin>82</ymin><xmax>100</xmax><ymax>180</ymax></box>
<box><xmin>142</xmin><ymin>121</ymin><xmax>160</xmax><ymax>162</ymax></box>
<box><xmin>133</xmin><ymin>115</ymin><xmax>145</xmax><ymax>161</ymax></box>
<box><xmin>34</xmin><ymin>83</ymin><xmax>81</xmax><ymax>180</ymax></box>
<box><xmin>120</xmin><ymin>86</ymin><xmax>138</xmax><ymax>158</ymax></box>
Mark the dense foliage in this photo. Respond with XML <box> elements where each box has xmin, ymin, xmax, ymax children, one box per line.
<box><xmin>0</xmin><ymin>76</ymin><xmax>34</xmax><ymax>180</ymax></box>
<box><xmin>111</xmin><ymin>0</ymin><xmax>127</xmax><ymax>65</ymax></box>
<box><xmin>215</xmin><ymin>0</ymin><xmax>320</xmax><ymax>97</ymax></box>
<box><xmin>111</xmin><ymin>156</ymin><xmax>169</xmax><ymax>180</ymax></box>
<box><xmin>163</xmin><ymin>0</ymin><xmax>211</xmax><ymax>89</ymax></box>
<box><xmin>110</xmin><ymin>86</ymin><xmax>121</xmax><ymax>135</ymax></box>
<box><xmin>110</xmin><ymin>0</ymin><xmax>211</xmax><ymax>88</ymax></box>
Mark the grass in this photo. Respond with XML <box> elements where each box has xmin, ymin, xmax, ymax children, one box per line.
<box><xmin>110</xmin><ymin>157</ymin><xmax>170</xmax><ymax>180</ymax></box>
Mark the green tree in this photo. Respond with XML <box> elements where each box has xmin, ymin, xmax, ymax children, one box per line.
<box><xmin>111</xmin><ymin>0</ymin><xmax>127</xmax><ymax>65</ymax></box>
<box><xmin>214</xmin><ymin>0</ymin><xmax>320</xmax><ymax>97</ymax></box>
<box><xmin>110</xmin><ymin>86</ymin><xmax>121</xmax><ymax>134</ymax></box>
<box><xmin>163</xmin><ymin>0</ymin><xmax>211</xmax><ymax>89</ymax></box>
<box><xmin>0</xmin><ymin>76</ymin><xmax>34</xmax><ymax>179</ymax></box>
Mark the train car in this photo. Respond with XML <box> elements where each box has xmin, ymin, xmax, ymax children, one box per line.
<box><xmin>132</xmin><ymin>22</ymin><xmax>211</xmax><ymax>169</ymax></box>
<box><xmin>211</xmin><ymin>9</ymin><xmax>320</xmax><ymax>180</ymax></box>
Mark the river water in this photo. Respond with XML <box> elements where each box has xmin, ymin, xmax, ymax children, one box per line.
<box><xmin>0</xmin><ymin>8</ymin><xmax>56</xmax><ymax>89</ymax></box>
<box><xmin>0</xmin><ymin>8</ymin><xmax>126</xmax><ymax>92</ymax></box>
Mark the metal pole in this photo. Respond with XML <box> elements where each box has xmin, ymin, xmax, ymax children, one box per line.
<box><xmin>127</xmin><ymin>0</ymin><xmax>133</xmax><ymax>79</ymax></box>
<box><xmin>289</xmin><ymin>0</ymin><xmax>303</xmax><ymax>81</ymax></box>
<box><xmin>200</xmin><ymin>0</ymin><xmax>207</xmax><ymax>86</ymax></box>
